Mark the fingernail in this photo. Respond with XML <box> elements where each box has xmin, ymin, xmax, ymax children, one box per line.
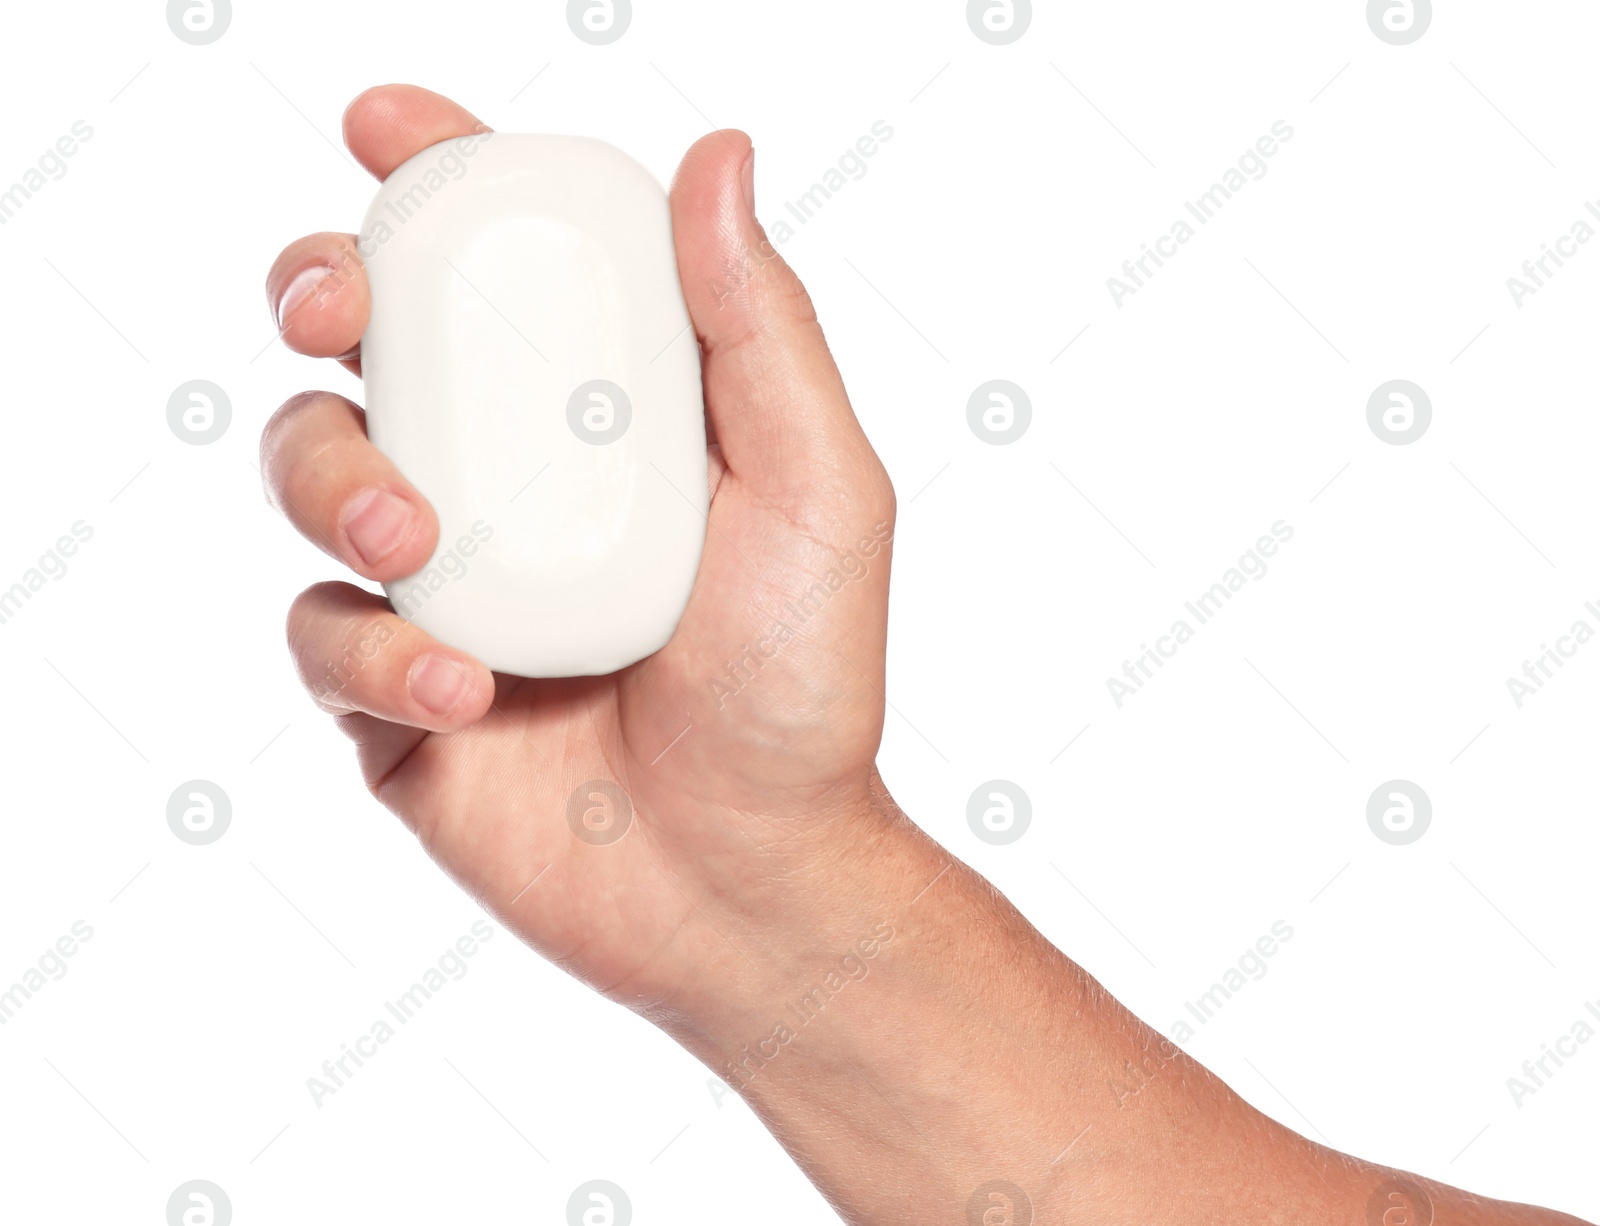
<box><xmin>410</xmin><ymin>654</ymin><xmax>470</xmax><ymax>715</ymax></box>
<box><xmin>341</xmin><ymin>488</ymin><xmax>414</xmax><ymax>565</ymax></box>
<box><xmin>740</xmin><ymin>145</ymin><xmax>756</xmax><ymax>216</ymax></box>
<box><xmin>277</xmin><ymin>264</ymin><xmax>334</xmax><ymax>329</ymax></box>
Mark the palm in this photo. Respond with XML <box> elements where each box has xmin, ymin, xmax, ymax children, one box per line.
<box><xmin>369</xmin><ymin>453</ymin><xmax>891</xmax><ymax>1006</ymax></box>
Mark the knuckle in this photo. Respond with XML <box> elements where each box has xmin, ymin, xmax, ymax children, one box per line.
<box><xmin>285</xmin><ymin>581</ymin><xmax>331</xmax><ymax>654</ymax></box>
<box><xmin>260</xmin><ymin>392</ymin><xmax>361</xmax><ymax>517</ymax></box>
<box><xmin>871</xmin><ymin>466</ymin><xmax>897</xmax><ymax>528</ymax></box>
<box><xmin>758</xmin><ymin>254</ymin><xmax>820</xmax><ymax>328</ymax></box>
<box><xmin>288</xmin><ymin>583</ymin><xmax>398</xmax><ymax>714</ymax></box>
<box><xmin>260</xmin><ymin>390</ymin><xmax>326</xmax><ymax>473</ymax></box>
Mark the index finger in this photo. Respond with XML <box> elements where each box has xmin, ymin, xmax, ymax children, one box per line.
<box><xmin>343</xmin><ymin>85</ymin><xmax>494</xmax><ymax>181</ymax></box>
<box><xmin>265</xmin><ymin>86</ymin><xmax>494</xmax><ymax>365</ymax></box>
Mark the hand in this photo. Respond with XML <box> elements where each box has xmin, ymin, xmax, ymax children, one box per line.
<box><xmin>262</xmin><ymin>85</ymin><xmax>1592</xmax><ymax>1226</ymax></box>
<box><xmin>261</xmin><ymin>85</ymin><xmax>898</xmax><ymax>1018</ymax></box>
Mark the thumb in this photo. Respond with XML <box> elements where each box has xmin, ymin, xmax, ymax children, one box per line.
<box><xmin>669</xmin><ymin>131</ymin><xmax>880</xmax><ymax>499</ymax></box>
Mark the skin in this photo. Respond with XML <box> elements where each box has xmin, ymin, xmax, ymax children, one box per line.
<box><xmin>261</xmin><ymin>85</ymin><xmax>1592</xmax><ymax>1226</ymax></box>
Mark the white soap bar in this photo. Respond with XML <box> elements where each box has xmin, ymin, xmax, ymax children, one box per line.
<box><xmin>359</xmin><ymin>133</ymin><xmax>707</xmax><ymax>678</ymax></box>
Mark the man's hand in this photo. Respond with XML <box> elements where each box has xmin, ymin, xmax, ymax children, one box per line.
<box><xmin>262</xmin><ymin>85</ymin><xmax>897</xmax><ymax>1022</ymax></box>
<box><xmin>262</xmin><ymin>85</ymin><xmax>1591</xmax><ymax>1226</ymax></box>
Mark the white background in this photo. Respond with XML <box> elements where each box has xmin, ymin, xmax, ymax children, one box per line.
<box><xmin>1</xmin><ymin>1</ymin><xmax>1596</xmax><ymax>1221</ymax></box>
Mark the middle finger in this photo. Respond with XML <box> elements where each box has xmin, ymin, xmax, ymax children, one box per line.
<box><xmin>260</xmin><ymin>390</ymin><xmax>438</xmax><ymax>581</ymax></box>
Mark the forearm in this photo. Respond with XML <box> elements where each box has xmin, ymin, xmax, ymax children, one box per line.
<box><xmin>643</xmin><ymin>779</ymin><xmax>1589</xmax><ymax>1226</ymax></box>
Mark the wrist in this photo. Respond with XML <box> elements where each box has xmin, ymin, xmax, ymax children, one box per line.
<box><xmin>643</xmin><ymin>778</ymin><xmax>1115</xmax><ymax>1223</ymax></box>
<box><xmin>641</xmin><ymin>774</ymin><xmax>949</xmax><ymax>1060</ymax></box>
